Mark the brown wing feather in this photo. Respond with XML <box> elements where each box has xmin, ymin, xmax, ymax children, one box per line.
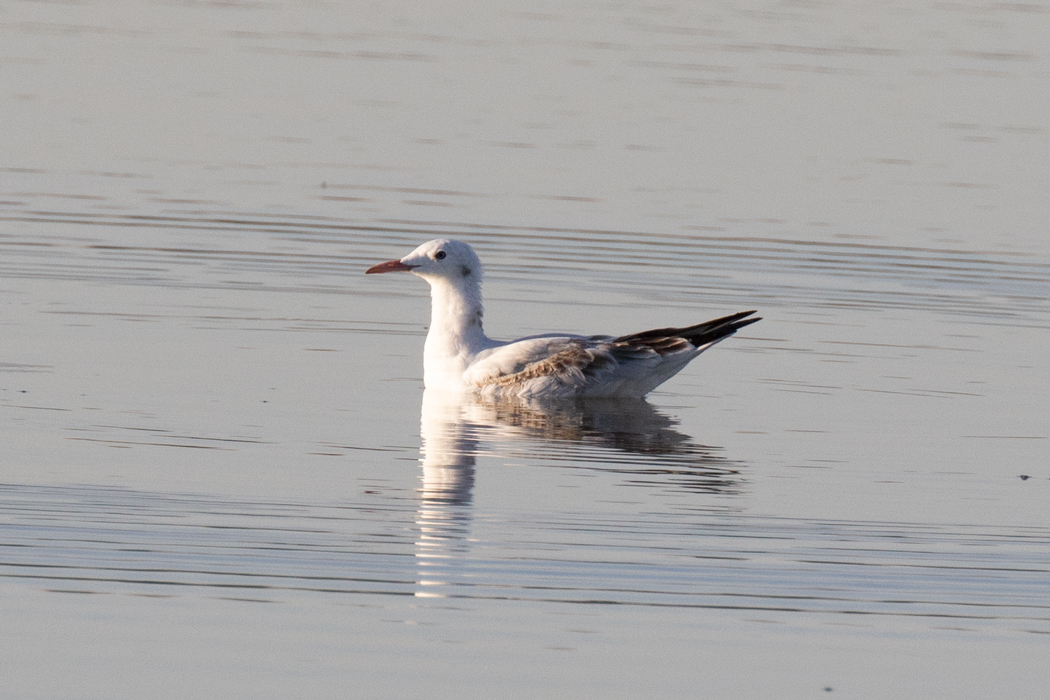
<box><xmin>479</xmin><ymin>340</ymin><xmax>616</xmax><ymax>389</ymax></box>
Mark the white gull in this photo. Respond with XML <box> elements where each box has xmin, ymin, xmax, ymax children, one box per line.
<box><xmin>367</xmin><ymin>239</ymin><xmax>759</xmax><ymax>398</ymax></box>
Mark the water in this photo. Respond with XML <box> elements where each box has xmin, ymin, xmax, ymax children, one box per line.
<box><xmin>2</xmin><ymin>2</ymin><xmax>1050</xmax><ymax>699</ymax></box>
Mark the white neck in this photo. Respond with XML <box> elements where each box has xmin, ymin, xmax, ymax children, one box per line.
<box><xmin>422</xmin><ymin>275</ymin><xmax>491</xmax><ymax>389</ymax></box>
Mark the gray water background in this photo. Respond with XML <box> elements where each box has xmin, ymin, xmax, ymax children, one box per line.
<box><xmin>2</xmin><ymin>2</ymin><xmax>1049</xmax><ymax>698</ymax></box>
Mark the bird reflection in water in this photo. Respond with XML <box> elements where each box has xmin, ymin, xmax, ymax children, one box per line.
<box><xmin>414</xmin><ymin>390</ymin><xmax>744</xmax><ymax>597</ymax></box>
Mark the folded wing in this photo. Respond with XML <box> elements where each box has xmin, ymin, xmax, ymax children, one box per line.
<box><xmin>465</xmin><ymin>311</ymin><xmax>760</xmax><ymax>398</ymax></box>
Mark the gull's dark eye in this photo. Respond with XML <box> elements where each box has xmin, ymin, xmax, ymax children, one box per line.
<box><xmin>434</xmin><ymin>251</ymin><xmax>446</xmax><ymax>260</ymax></box>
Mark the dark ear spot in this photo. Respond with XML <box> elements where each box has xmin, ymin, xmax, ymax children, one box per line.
<box><xmin>461</xmin><ymin>265</ymin><xmax>472</xmax><ymax>277</ymax></box>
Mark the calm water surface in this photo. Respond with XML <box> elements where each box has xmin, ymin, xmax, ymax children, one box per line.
<box><xmin>2</xmin><ymin>2</ymin><xmax>1050</xmax><ymax>699</ymax></box>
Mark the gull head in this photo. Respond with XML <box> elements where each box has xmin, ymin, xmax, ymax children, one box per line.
<box><xmin>366</xmin><ymin>239</ymin><xmax>482</xmax><ymax>285</ymax></box>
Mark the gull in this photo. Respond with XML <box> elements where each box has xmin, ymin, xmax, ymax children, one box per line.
<box><xmin>367</xmin><ymin>239</ymin><xmax>759</xmax><ymax>398</ymax></box>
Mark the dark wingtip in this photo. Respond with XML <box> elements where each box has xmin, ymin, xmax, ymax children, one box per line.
<box><xmin>611</xmin><ymin>309</ymin><xmax>762</xmax><ymax>352</ymax></box>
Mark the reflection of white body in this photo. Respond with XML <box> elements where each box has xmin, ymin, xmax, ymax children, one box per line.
<box><xmin>415</xmin><ymin>391</ymin><xmax>476</xmax><ymax>597</ymax></box>
<box><xmin>419</xmin><ymin>390</ymin><xmax>476</xmax><ymax>507</ymax></box>
<box><xmin>368</xmin><ymin>239</ymin><xmax>759</xmax><ymax>398</ymax></box>
<box><xmin>414</xmin><ymin>389</ymin><xmax>744</xmax><ymax>597</ymax></box>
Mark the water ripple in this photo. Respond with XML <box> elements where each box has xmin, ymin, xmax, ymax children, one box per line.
<box><xmin>1</xmin><ymin>483</ymin><xmax>1046</xmax><ymax>632</ymax></box>
<box><xmin>2</xmin><ymin>209</ymin><xmax>1048</xmax><ymax>321</ymax></box>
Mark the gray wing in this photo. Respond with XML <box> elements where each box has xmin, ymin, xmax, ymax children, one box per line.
<box><xmin>467</xmin><ymin>311</ymin><xmax>760</xmax><ymax>397</ymax></box>
<box><xmin>467</xmin><ymin>336</ymin><xmax>621</xmax><ymax>394</ymax></box>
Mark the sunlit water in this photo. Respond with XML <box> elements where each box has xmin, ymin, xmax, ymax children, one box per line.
<box><xmin>2</xmin><ymin>2</ymin><xmax>1050</xmax><ymax>699</ymax></box>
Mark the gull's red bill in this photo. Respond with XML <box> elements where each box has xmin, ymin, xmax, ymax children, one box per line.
<box><xmin>366</xmin><ymin>260</ymin><xmax>417</xmax><ymax>274</ymax></box>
